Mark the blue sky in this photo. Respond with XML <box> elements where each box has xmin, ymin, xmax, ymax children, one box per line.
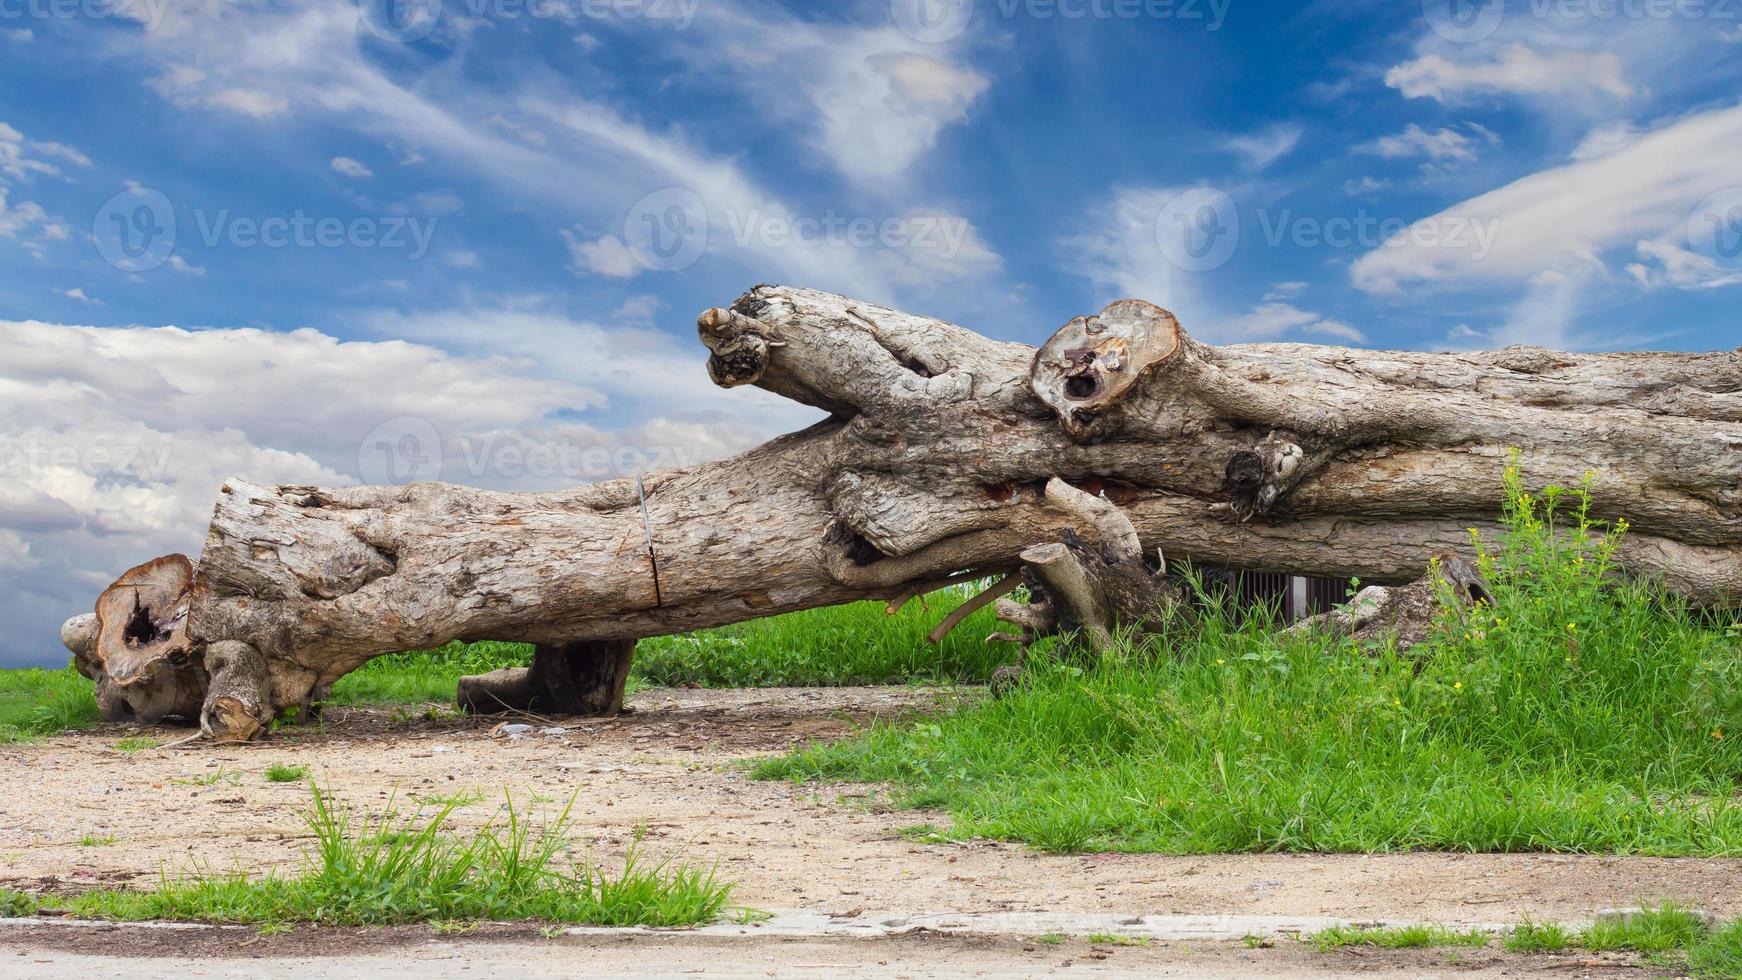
<box><xmin>0</xmin><ymin>0</ymin><xmax>1739</xmax><ymax>666</ymax></box>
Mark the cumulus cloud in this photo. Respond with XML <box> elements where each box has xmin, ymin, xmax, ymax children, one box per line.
<box><xmin>331</xmin><ymin>156</ymin><xmax>374</xmax><ymax>178</ymax></box>
<box><xmin>0</xmin><ymin>312</ymin><xmax>816</xmax><ymax>668</ymax></box>
<box><xmin>562</xmin><ymin>229</ymin><xmax>641</xmax><ymax>278</ymax></box>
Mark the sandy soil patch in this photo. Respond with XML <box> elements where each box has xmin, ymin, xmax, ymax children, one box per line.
<box><xmin>2</xmin><ymin>685</ymin><xmax>1738</xmax><ymax>926</ymax></box>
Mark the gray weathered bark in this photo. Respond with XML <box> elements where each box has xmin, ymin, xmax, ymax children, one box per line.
<box><xmin>60</xmin><ymin>285</ymin><xmax>1742</xmax><ymax>738</ymax></box>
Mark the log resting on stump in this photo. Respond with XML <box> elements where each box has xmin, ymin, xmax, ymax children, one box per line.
<box><xmin>61</xmin><ymin>286</ymin><xmax>1742</xmax><ymax>738</ymax></box>
<box><xmin>456</xmin><ymin>640</ymin><xmax>635</xmax><ymax>716</ymax></box>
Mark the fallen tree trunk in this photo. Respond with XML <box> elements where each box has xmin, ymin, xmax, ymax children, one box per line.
<box><xmin>61</xmin><ymin>285</ymin><xmax>1742</xmax><ymax>735</ymax></box>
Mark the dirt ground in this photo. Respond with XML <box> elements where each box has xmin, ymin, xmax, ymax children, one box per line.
<box><xmin>0</xmin><ymin>686</ymin><xmax>1737</xmax><ymax>975</ymax></box>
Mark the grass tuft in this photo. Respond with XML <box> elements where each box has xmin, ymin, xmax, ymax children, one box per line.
<box><xmin>1309</xmin><ymin>923</ymin><xmax>1489</xmax><ymax>951</ymax></box>
<box><xmin>0</xmin><ymin>888</ymin><xmax>42</xmax><ymax>917</ymax></box>
<box><xmin>266</xmin><ymin>764</ymin><xmax>310</xmax><ymax>783</ymax></box>
<box><xmin>759</xmin><ymin>468</ymin><xmax>1742</xmax><ymax>856</ymax></box>
<box><xmin>51</xmin><ymin>785</ymin><xmax>732</xmax><ymax>927</ymax></box>
<box><xmin>1580</xmin><ymin>903</ymin><xmax>1709</xmax><ymax>954</ymax></box>
<box><xmin>1689</xmin><ymin>920</ymin><xmax>1742</xmax><ymax>979</ymax></box>
<box><xmin>1504</xmin><ymin>918</ymin><xmax>1574</xmax><ymax>952</ymax></box>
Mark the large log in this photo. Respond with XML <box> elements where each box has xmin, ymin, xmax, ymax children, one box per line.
<box><xmin>61</xmin><ymin>285</ymin><xmax>1742</xmax><ymax>736</ymax></box>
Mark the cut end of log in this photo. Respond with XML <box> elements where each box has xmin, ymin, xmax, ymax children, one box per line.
<box><xmin>93</xmin><ymin>554</ymin><xmax>197</xmax><ymax>688</ymax></box>
<box><xmin>1032</xmin><ymin>299</ymin><xmax>1184</xmax><ymax>442</ymax></box>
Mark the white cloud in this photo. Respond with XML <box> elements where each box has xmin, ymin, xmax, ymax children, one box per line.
<box><xmin>0</xmin><ymin>312</ymin><xmax>808</xmax><ymax>667</ymax></box>
<box><xmin>165</xmin><ymin>254</ymin><xmax>206</xmax><ymax>276</ymax></box>
<box><xmin>60</xmin><ymin>288</ymin><xmax>101</xmax><ymax>305</ymax></box>
<box><xmin>0</xmin><ymin>119</ymin><xmax>89</xmax><ymax>182</ymax></box>
<box><xmin>1061</xmin><ymin>186</ymin><xmax>1221</xmax><ymax>336</ymax></box>
<box><xmin>0</xmin><ymin>121</ymin><xmax>86</xmax><ymax>255</ymax></box>
<box><xmin>1568</xmin><ymin>121</ymin><xmax>1644</xmax><ymax>161</ymax></box>
<box><xmin>1344</xmin><ymin>176</ymin><xmax>1389</xmax><ymax>196</ymax></box>
<box><xmin>1263</xmin><ymin>281</ymin><xmax>1308</xmax><ymax>300</ymax></box>
<box><xmin>443</xmin><ymin>250</ymin><xmax>481</xmax><ymax>269</ymax></box>
<box><xmin>1219</xmin><ymin>124</ymin><xmax>1303</xmax><ymax>172</ymax></box>
<box><xmin>1217</xmin><ymin>302</ymin><xmax>1365</xmax><ymax>343</ymax></box>
<box><xmin>112</xmin><ymin>0</ymin><xmax>975</xmax><ymax>302</ymax></box>
<box><xmin>1386</xmin><ymin>43</ymin><xmax>1632</xmax><ymax>103</ymax></box>
<box><xmin>4</xmin><ymin>28</ymin><xmax>31</xmax><ymax>43</ymax></box>
<box><xmin>331</xmin><ymin>156</ymin><xmax>374</xmax><ymax>178</ymax></box>
<box><xmin>663</xmin><ymin>5</ymin><xmax>989</xmax><ymax>187</ymax></box>
<box><xmin>562</xmin><ymin>229</ymin><xmax>641</xmax><ymax>278</ymax></box>
<box><xmin>1350</xmin><ymin>101</ymin><xmax>1742</xmax><ymax>294</ymax></box>
<box><xmin>208</xmin><ymin>87</ymin><xmax>291</xmax><ymax>118</ymax></box>
<box><xmin>1357</xmin><ymin>123</ymin><xmax>1496</xmax><ymax>166</ymax></box>
<box><xmin>1628</xmin><ymin>239</ymin><xmax>1742</xmax><ymax>290</ymax></box>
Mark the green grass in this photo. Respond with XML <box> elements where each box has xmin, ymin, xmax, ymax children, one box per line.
<box><xmin>759</xmin><ymin>469</ymin><xmax>1742</xmax><ymax>856</ymax></box>
<box><xmin>1689</xmin><ymin>920</ymin><xmax>1742</xmax><ymax>978</ymax></box>
<box><xmin>0</xmin><ymin>667</ymin><xmax>100</xmax><ymax>743</ymax></box>
<box><xmin>35</xmin><ymin>785</ymin><xmax>732</xmax><ymax>928</ymax></box>
<box><xmin>0</xmin><ymin>888</ymin><xmax>42</xmax><ymax>917</ymax></box>
<box><xmin>326</xmin><ymin>588</ymin><xmax>1013</xmax><ymax>705</ymax></box>
<box><xmin>1580</xmin><ymin>903</ymin><xmax>1710</xmax><ymax>954</ymax></box>
<box><xmin>1503</xmin><ymin>918</ymin><xmax>1574</xmax><ymax>952</ymax></box>
<box><xmin>1309</xmin><ymin>906</ymin><xmax>1742</xmax><ymax>978</ymax></box>
<box><xmin>78</xmin><ymin>834</ymin><xmax>118</xmax><ymax>847</ymax></box>
<box><xmin>266</xmin><ymin>764</ymin><xmax>309</xmax><ymax>783</ymax></box>
<box><xmin>112</xmin><ymin>736</ymin><xmax>160</xmax><ymax>753</ymax></box>
<box><xmin>1309</xmin><ymin>923</ymin><xmax>1490</xmax><ymax>951</ymax></box>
